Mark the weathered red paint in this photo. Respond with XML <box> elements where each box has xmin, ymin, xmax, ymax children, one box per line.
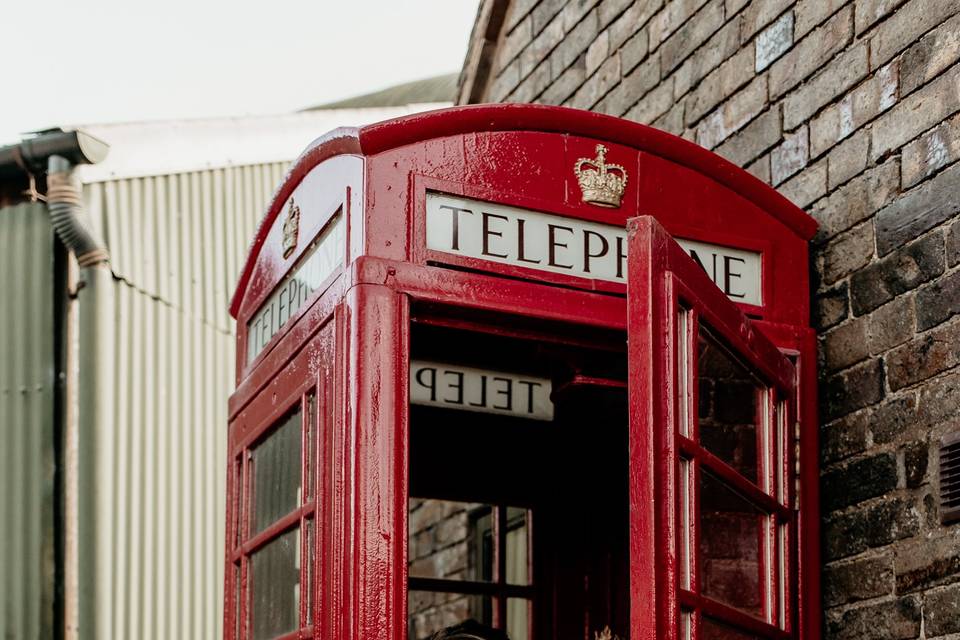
<box><xmin>226</xmin><ymin>104</ymin><xmax>819</xmax><ymax>640</ymax></box>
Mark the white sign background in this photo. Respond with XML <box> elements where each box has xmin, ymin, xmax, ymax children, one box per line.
<box><xmin>425</xmin><ymin>192</ymin><xmax>762</xmax><ymax>305</ymax></box>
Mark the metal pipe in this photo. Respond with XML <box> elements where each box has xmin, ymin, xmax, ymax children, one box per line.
<box><xmin>45</xmin><ymin>156</ymin><xmax>108</xmax><ymax>267</ymax></box>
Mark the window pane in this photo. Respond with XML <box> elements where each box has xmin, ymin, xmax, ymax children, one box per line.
<box><xmin>305</xmin><ymin>518</ymin><xmax>314</xmax><ymax>625</ymax></box>
<box><xmin>250</xmin><ymin>528</ymin><xmax>300</xmax><ymax>640</ymax></box>
<box><xmin>698</xmin><ymin>331</ymin><xmax>761</xmax><ymax>482</ymax></box>
<box><xmin>699</xmin><ymin>472</ymin><xmax>765</xmax><ymax>618</ymax></box>
<box><xmin>506</xmin><ymin>507</ymin><xmax>529</xmax><ymax>586</ymax></box>
<box><xmin>408</xmin><ymin>591</ymin><xmax>488</xmax><ymax>640</ymax></box>
<box><xmin>507</xmin><ymin>597</ymin><xmax>529</xmax><ymax>640</ymax></box>
<box><xmin>701</xmin><ymin>617</ymin><xmax>761</xmax><ymax>639</ymax></box>
<box><xmin>252</xmin><ymin>409</ymin><xmax>302</xmax><ymax>534</ymax></box>
<box><xmin>409</xmin><ymin>499</ymin><xmax>490</xmax><ymax>582</ymax></box>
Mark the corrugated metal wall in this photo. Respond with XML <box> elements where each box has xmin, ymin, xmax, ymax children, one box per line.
<box><xmin>78</xmin><ymin>162</ymin><xmax>287</xmax><ymax>639</ymax></box>
<box><xmin>0</xmin><ymin>202</ymin><xmax>57</xmax><ymax>640</ymax></box>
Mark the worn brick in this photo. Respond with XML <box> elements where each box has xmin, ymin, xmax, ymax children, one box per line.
<box><xmin>821</xmin><ymin>222</ymin><xmax>875</xmax><ymax>285</ymax></box>
<box><xmin>823</xmin><ymin>358</ymin><xmax>885</xmax><ymax>421</ymax></box>
<box><xmin>510</xmin><ymin>58</ymin><xmax>552</xmax><ymax>102</ymax></box>
<box><xmin>608</xmin><ymin>0</ymin><xmax>663</xmax><ymax>50</ymax></box>
<box><xmin>876</xmin><ymin>161</ymin><xmax>960</xmax><ymax>255</ymax></box>
<box><xmin>620</xmin><ymin>26</ymin><xmax>650</xmax><ymax>73</ymax></box>
<box><xmin>489</xmin><ymin>57</ymin><xmax>522</xmax><ymax>102</ymax></box>
<box><xmin>816</xmin><ymin>282</ymin><xmax>850</xmax><ymax>329</ymax></box>
<box><xmin>895</xmin><ymin>532</ymin><xmax>960</xmax><ymax>593</ymax></box>
<box><xmin>521</xmin><ymin>11</ymin><xmax>565</xmax><ymax>79</ymax></box>
<box><xmin>855</xmin><ymin>0</ymin><xmax>908</xmax><ymax>35</ymax></box>
<box><xmin>504</xmin><ymin>0</ymin><xmax>538</xmax><ymax>33</ymax></box>
<box><xmin>585</xmin><ymin>29</ymin><xmax>610</xmax><ymax>74</ymax></box>
<box><xmin>794</xmin><ymin>0</ymin><xmax>846</xmax><ymax>38</ymax></box>
<box><xmin>822</xmin><ymin>317</ymin><xmax>870</xmax><ymax>370</ymax></box>
<box><xmin>866</xmin><ymin>295</ymin><xmax>915</xmax><ymax>354</ymax></box>
<box><xmin>499</xmin><ymin>16</ymin><xmax>534</xmax><ymax>73</ymax></box>
<box><xmin>868</xmin><ymin>0</ymin><xmax>959</xmax><ymax>69</ymax></box>
<box><xmin>822</xmin><ymin>409</ymin><xmax>870</xmax><ymax>464</ymax></box>
<box><xmin>769</xmin><ymin>7</ymin><xmax>852</xmax><ymax>99</ymax></box>
<box><xmin>741</xmin><ymin>0</ymin><xmax>792</xmax><ymax>41</ymax></box>
<box><xmin>558</xmin><ymin>10</ymin><xmax>601</xmax><ymax>72</ymax></box>
<box><xmin>869</xmin><ymin>393</ymin><xmax>920</xmax><ymax>444</ymax></box>
<box><xmin>531</xmin><ymin>0</ymin><xmax>566</xmax><ymax>34</ymax></box>
<box><xmin>823</xmin><ymin>496</ymin><xmax>921</xmax><ymax>560</ymax></box>
<box><xmin>679</xmin><ymin>17</ymin><xmax>740</xmax><ymax>92</ymax></box>
<box><xmin>871</xmin><ymin>63</ymin><xmax>960</xmax><ymax>162</ymax></box>
<box><xmin>771</xmin><ymin>126</ymin><xmax>809</xmax><ymax>184</ymax></box>
<box><xmin>542</xmin><ymin>55</ymin><xmax>586</xmax><ymax>104</ymax></box>
<box><xmin>561</xmin><ymin>0</ymin><xmax>601</xmax><ymax>31</ymax></box>
<box><xmin>916</xmin><ymin>368</ymin><xmax>960</xmax><ymax>428</ymax></box>
<box><xmin>571</xmin><ymin>53</ymin><xmax>621</xmax><ymax>108</ymax></box>
<box><xmin>626</xmin><ymin>77</ymin><xmax>675</xmax><ymax>123</ymax></box>
<box><xmin>660</xmin><ymin>0</ymin><xmax>724</xmax><ymax>74</ymax></box>
<box><xmin>924</xmin><ymin>582</ymin><xmax>960</xmax><ymax>636</ymax></box>
<box><xmin>746</xmin><ymin>153</ymin><xmax>770</xmax><ymax>182</ymax></box>
<box><xmin>823</xmin><ymin>452</ymin><xmax>898</xmax><ymax>510</ymax></box>
<box><xmin>649</xmin><ymin>0</ymin><xmax>712</xmax><ymax>48</ymax></box>
<box><xmin>695</xmin><ymin>76</ymin><xmax>767</xmax><ymax>148</ymax></box>
<box><xmin>755</xmin><ymin>11</ymin><xmax>794</xmax><ymax>72</ymax></box>
<box><xmin>900</xmin><ymin>13</ymin><xmax>960</xmax><ymax>96</ymax></box>
<box><xmin>826</xmin><ymin>129</ymin><xmax>870</xmax><ymax>189</ymax></box>
<box><xmin>783</xmin><ymin>42</ymin><xmax>870</xmax><ymax>132</ymax></box>
<box><xmin>902</xmin><ymin>440</ymin><xmax>929</xmax><ymax>488</ymax></box>
<box><xmin>886</xmin><ymin>317</ymin><xmax>960</xmax><ymax>390</ymax></box>
<box><xmin>596</xmin><ymin>51</ymin><xmax>660</xmax><ymax>114</ymax></box>
<box><xmin>948</xmin><ymin>218</ymin><xmax>960</xmax><ymax>266</ymax></box>
<box><xmin>916</xmin><ymin>269</ymin><xmax>960</xmax><ymax>330</ymax></box>
<box><xmin>714</xmin><ymin>105</ymin><xmax>781</xmax><ymax>166</ymax></box>
<box><xmin>598</xmin><ymin>0</ymin><xmax>634</xmax><ymax>28</ymax></box>
<box><xmin>825</xmin><ymin>595</ymin><xmax>921</xmax><ymax>640</ymax></box>
<box><xmin>902</xmin><ymin>113</ymin><xmax>960</xmax><ymax>188</ymax></box>
<box><xmin>813</xmin><ymin>158</ymin><xmax>900</xmax><ymax>242</ymax></box>
<box><xmin>653</xmin><ymin>100</ymin><xmax>685</xmax><ymax>133</ymax></box>
<box><xmin>779</xmin><ymin>158</ymin><xmax>827</xmax><ymax>208</ymax></box>
<box><xmin>851</xmin><ymin>233</ymin><xmax>945</xmax><ymax>315</ymax></box>
<box><xmin>686</xmin><ymin>47</ymin><xmax>755</xmax><ymax>124</ymax></box>
<box><xmin>823</xmin><ymin>555</ymin><xmax>894</xmax><ymax>606</ymax></box>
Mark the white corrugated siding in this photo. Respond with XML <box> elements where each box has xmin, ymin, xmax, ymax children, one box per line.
<box><xmin>79</xmin><ymin>162</ymin><xmax>286</xmax><ymax>639</ymax></box>
<box><xmin>0</xmin><ymin>203</ymin><xmax>56</xmax><ymax>640</ymax></box>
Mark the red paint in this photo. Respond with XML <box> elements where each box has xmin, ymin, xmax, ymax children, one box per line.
<box><xmin>225</xmin><ymin>104</ymin><xmax>818</xmax><ymax>640</ymax></box>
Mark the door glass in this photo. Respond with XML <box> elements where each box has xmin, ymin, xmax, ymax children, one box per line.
<box><xmin>507</xmin><ymin>597</ymin><xmax>529</xmax><ymax>640</ymax></box>
<box><xmin>697</xmin><ymin>331</ymin><xmax>761</xmax><ymax>482</ymax></box>
<box><xmin>408</xmin><ymin>591</ymin><xmax>488</xmax><ymax>640</ymax></box>
<box><xmin>505</xmin><ymin>507</ymin><xmax>529</xmax><ymax>586</ymax></box>
<box><xmin>699</xmin><ymin>472</ymin><xmax>764</xmax><ymax>618</ymax></box>
<box><xmin>409</xmin><ymin>499</ymin><xmax>490</xmax><ymax>582</ymax></box>
<box><xmin>701</xmin><ymin>617</ymin><xmax>761</xmax><ymax>639</ymax></box>
<box><xmin>252</xmin><ymin>409</ymin><xmax>302</xmax><ymax>534</ymax></box>
<box><xmin>250</xmin><ymin>527</ymin><xmax>300</xmax><ymax>640</ymax></box>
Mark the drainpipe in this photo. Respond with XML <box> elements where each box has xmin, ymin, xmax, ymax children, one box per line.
<box><xmin>44</xmin><ymin>153</ymin><xmax>113</xmax><ymax>640</ymax></box>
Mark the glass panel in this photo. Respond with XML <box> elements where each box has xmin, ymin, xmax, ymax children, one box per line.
<box><xmin>680</xmin><ymin>459</ymin><xmax>693</xmax><ymax>590</ymax></box>
<box><xmin>699</xmin><ymin>472</ymin><xmax>765</xmax><ymax>618</ymax></box>
<box><xmin>681</xmin><ymin>610</ymin><xmax>693</xmax><ymax>640</ymax></box>
<box><xmin>678</xmin><ymin>309</ymin><xmax>692</xmax><ymax>437</ymax></box>
<box><xmin>507</xmin><ymin>598</ymin><xmax>529</xmax><ymax>640</ymax></box>
<box><xmin>305</xmin><ymin>393</ymin><xmax>316</xmax><ymax>500</ymax></box>
<box><xmin>305</xmin><ymin>518</ymin><xmax>314</xmax><ymax>625</ymax></box>
<box><xmin>506</xmin><ymin>507</ymin><xmax>529</xmax><ymax>586</ymax></box>
<box><xmin>407</xmin><ymin>591</ymin><xmax>489</xmax><ymax>640</ymax></box>
<box><xmin>250</xmin><ymin>528</ymin><xmax>300</xmax><ymax>640</ymax></box>
<box><xmin>701</xmin><ymin>617</ymin><xmax>761</xmax><ymax>639</ymax></box>
<box><xmin>252</xmin><ymin>409</ymin><xmax>302</xmax><ymax>534</ymax></box>
<box><xmin>408</xmin><ymin>499</ymin><xmax>491</xmax><ymax>582</ymax></box>
<box><xmin>697</xmin><ymin>330</ymin><xmax>761</xmax><ymax>483</ymax></box>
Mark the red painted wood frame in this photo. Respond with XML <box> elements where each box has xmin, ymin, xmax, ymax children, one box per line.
<box><xmin>226</xmin><ymin>105</ymin><xmax>821</xmax><ymax>640</ymax></box>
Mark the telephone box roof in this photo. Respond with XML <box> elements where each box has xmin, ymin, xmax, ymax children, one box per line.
<box><xmin>230</xmin><ymin>103</ymin><xmax>818</xmax><ymax>317</ymax></box>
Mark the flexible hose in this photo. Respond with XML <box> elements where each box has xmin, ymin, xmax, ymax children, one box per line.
<box><xmin>46</xmin><ymin>155</ymin><xmax>109</xmax><ymax>267</ymax></box>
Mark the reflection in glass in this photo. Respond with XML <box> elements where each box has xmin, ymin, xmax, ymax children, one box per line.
<box><xmin>701</xmin><ymin>617</ymin><xmax>761</xmax><ymax>639</ymax></box>
<box><xmin>250</xmin><ymin>528</ymin><xmax>300</xmax><ymax>640</ymax></box>
<box><xmin>507</xmin><ymin>597</ymin><xmax>529</xmax><ymax>640</ymax></box>
<box><xmin>697</xmin><ymin>331</ymin><xmax>761</xmax><ymax>482</ymax></box>
<box><xmin>407</xmin><ymin>591</ymin><xmax>486</xmax><ymax>640</ymax></box>
<box><xmin>252</xmin><ymin>409</ymin><xmax>302</xmax><ymax>534</ymax></box>
<box><xmin>506</xmin><ymin>507</ymin><xmax>529</xmax><ymax>586</ymax></box>
<box><xmin>699</xmin><ymin>472</ymin><xmax>764</xmax><ymax>617</ymax></box>
<box><xmin>408</xmin><ymin>499</ymin><xmax>485</xmax><ymax>582</ymax></box>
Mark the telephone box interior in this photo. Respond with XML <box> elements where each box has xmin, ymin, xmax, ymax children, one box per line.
<box><xmin>227</xmin><ymin>105</ymin><xmax>820</xmax><ymax>640</ymax></box>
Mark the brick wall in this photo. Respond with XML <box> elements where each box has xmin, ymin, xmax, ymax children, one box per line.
<box><xmin>462</xmin><ymin>0</ymin><xmax>960</xmax><ymax>635</ymax></box>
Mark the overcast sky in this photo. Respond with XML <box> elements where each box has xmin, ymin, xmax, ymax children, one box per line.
<box><xmin>0</xmin><ymin>0</ymin><xmax>479</xmax><ymax>145</ymax></box>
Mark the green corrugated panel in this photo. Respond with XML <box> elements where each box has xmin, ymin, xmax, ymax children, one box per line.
<box><xmin>0</xmin><ymin>202</ymin><xmax>57</xmax><ymax>640</ymax></box>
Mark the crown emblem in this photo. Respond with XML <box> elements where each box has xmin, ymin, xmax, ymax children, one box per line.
<box><xmin>282</xmin><ymin>197</ymin><xmax>301</xmax><ymax>259</ymax></box>
<box><xmin>594</xmin><ymin>626</ymin><xmax>621</xmax><ymax>640</ymax></box>
<box><xmin>574</xmin><ymin>144</ymin><xmax>628</xmax><ymax>208</ymax></box>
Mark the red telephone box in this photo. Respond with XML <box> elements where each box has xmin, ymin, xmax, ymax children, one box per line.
<box><xmin>226</xmin><ymin>104</ymin><xmax>820</xmax><ymax>640</ymax></box>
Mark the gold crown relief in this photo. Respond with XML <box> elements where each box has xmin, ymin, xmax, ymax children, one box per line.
<box><xmin>282</xmin><ymin>197</ymin><xmax>301</xmax><ymax>259</ymax></box>
<box><xmin>574</xmin><ymin>144</ymin><xmax>628</xmax><ymax>208</ymax></box>
<box><xmin>594</xmin><ymin>625</ymin><xmax>622</xmax><ymax>640</ymax></box>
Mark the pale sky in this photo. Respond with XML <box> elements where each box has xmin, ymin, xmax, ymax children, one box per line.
<box><xmin>0</xmin><ymin>0</ymin><xmax>479</xmax><ymax>145</ymax></box>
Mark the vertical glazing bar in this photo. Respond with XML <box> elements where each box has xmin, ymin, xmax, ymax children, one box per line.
<box><xmin>493</xmin><ymin>505</ymin><xmax>508</xmax><ymax>628</ymax></box>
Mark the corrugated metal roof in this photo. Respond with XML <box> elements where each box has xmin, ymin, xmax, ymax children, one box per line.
<box><xmin>69</xmin><ymin>105</ymin><xmax>448</xmax><ymax>184</ymax></box>
<box><xmin>307</xmin><ymin>73</ymin><xmax>458</xmax><ymax>109</ymax></box>
<box><xmin>0</xmin><ymin>202</ymin><xmax>57</xmax><ymax>640</ymax></box>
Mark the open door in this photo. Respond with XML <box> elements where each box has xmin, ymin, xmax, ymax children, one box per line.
<box><xmin>627</xmin><ymin>217</ymin><xmax>798</xmax><ymax>640</ymax></box>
